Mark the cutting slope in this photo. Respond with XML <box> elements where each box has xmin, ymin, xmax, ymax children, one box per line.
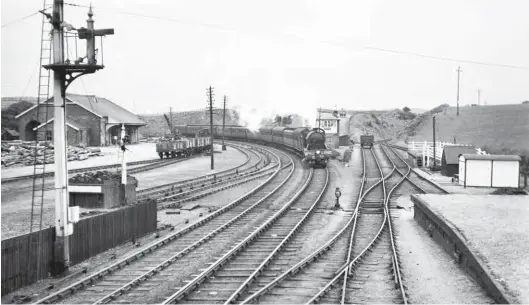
<box><xmin>406</xmin><ymin>104</ymin><xmax>529</xmax><ymax>152</ymax></box>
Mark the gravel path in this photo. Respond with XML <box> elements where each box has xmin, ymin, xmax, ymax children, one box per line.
<box><xmin>393</xmin><ymin>196</ymin><xmax>493</xmax><ymax>304</ymax></box>
<box><xmin>417</xmin><ymin>194</ymin><xmax>529</xmax><ymax>303</ymax></box>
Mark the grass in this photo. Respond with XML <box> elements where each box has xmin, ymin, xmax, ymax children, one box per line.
<box><xmin>407</xmin><ymin>104</ymin><xmax>529</xmax><ymax>152</ymax></box>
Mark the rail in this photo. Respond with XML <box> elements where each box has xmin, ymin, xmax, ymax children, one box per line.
<box><xmin>92</xmin><ymin>155</ymin><xmax>295</xmax><ymax>304</ymax></box>
<box><xmin>161</xmin><ymin>155</ymin><xmax>303</xmax><ymax>304</ymax></box>
<box><xmin>33</xmin><ymin>148</ymin><xmax>284</xmax><ymax>304</ymax></box>
<box><xmin>240</xmin><ymin>149</ymin><xmax>396</xmax><ymax>304</ymax></box>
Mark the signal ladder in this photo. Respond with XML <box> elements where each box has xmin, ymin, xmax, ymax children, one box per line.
<box><xmin>27</xmin><ymin>0</ymin><xmax>53</xmax><ymax>282</ymax></box>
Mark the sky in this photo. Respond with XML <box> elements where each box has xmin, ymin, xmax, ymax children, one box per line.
<box><xmin>2</xmin><ymin>0</ymin><xmax>529</xmax><ymax>129</ymax></box>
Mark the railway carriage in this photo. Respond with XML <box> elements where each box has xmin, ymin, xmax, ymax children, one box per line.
<box><xmin>271</xmin><ymin>127</ymin><xmax>287</xmax><ymax>145</ymax></box>
<box><xmin>258</xmin><ymin>126</ymin><xmax>274</xmax><ymax>143</ymax></box>
<box><xmin>165</xmin><ymin>123</ymin><xmax>330</xmax><ymax>168</ymax></box>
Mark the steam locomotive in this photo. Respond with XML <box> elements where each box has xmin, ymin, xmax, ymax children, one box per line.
<box><xmin>172</xmin><ymin>125</ymin><xmax>331</xmax><ymax>168</ymax></box>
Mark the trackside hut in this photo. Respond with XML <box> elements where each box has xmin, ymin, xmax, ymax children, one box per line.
<box><xmin>458</xmin><ymin>154</ymin><xmax>522</xmax><ymax>188</ymax></box>
<box><xmin>441</xmin><ymin>145</ymin><xmax>476</xmax><ymax>177</ymax></box>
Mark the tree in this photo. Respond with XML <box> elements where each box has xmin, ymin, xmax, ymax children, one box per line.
<box><xmin>1</xmin><ymin>100</ymin><xmax>35</xmax><ymax>131</ymax></box>
<box><xmin>402</xmin><ymin>106</ymin><xmax>411</xmax><ymax>113</ymax></box>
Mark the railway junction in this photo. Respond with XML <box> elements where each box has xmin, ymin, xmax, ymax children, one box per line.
<box><xmin>2</xmin><ymin>1</ymin><xmax>528</xmax><ymax>304</ymax></box>
<box><xmin>3</xmin><ymin>136</ymin><xmax>527</xmax><ymax>304</ymax></box>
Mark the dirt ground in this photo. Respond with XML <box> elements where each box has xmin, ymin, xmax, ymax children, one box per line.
<box><xmin>393</xmin><ymin>197</ymin><xmax>493</xmax><ymax>304</ymax></box>
<box><xmin>1</xmin><ymin>143</ymin><xmax>160</xmax><ymax>179</ymax></box>
<box><xmin>416</xmin><ymin>194</ymin><xmax>529</xmax><ymax>303</ymax></box>
<box><xmin>1</xmin><ymin>145</ymin><xmax>246</xmax><ymax>240</ymax></box>
<box><xmin>135</xmin><ymin>145</ymin><xmax>246</xmax><ymax>190</ymax></box>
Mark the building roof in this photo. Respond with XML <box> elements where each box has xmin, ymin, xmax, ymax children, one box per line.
<box><xmin>316</xmin><ymin>112</ymin><xmax>340</xmax><ymax>121</ymax></box>
<box><xmin>442</xmin><ymin>145</ymin><xmax>476</xmax><ymax>164</ymax></box>
<box><xmin>15</xmin><ymin>93</ymin><xmax>146</xmax><ymax>126</ymax></box>
<box><xmin>33</xmin><ymin>117</ymin><xmax>89</xmax><ymax>131</ymax></box>
<box><xmin>460</xmin><ymin>154</ymin><xmax>522</xmax><ymax>162</ymax></box>
<box><xmin>2</xmin><ymin>129</ymin><xmax>20</xmax><ymax>136</ymax></box>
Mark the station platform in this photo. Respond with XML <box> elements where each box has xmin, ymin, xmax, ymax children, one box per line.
<box><xmin>410</xmin><ymin>172</ymin><xmax>529</xmax><ymax>303</ymax></box>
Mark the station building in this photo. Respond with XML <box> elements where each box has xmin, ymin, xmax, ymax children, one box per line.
<box><xmin>15</xmin><ymin>93</ymin><xmax>146</xmax><ymax>146</ymax></box>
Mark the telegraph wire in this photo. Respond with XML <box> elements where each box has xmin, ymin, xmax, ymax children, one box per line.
<box><xmin>1</xmin><ymin>8</ymin><xmax>51</xmax><ymax>28</ymax></box>
<box><xmin>62</xmin><ymin>2</ymin><xmax>529</xmax><ymax>71</ymax></box>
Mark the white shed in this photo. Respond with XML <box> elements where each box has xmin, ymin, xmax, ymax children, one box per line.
<box><xmin>458</xmin><ymin>154</ymin><xmax>521</xmax><ymax>188</ymax></box>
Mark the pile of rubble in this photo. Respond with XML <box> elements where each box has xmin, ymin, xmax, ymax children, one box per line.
<box><xmin>69</xmin><ymin>170</ymin><xmax>122</xmax><ymax>185</ymax></box>
<box><xmin>1</xmin><ymin>140</ymin><xmax>103</xmax><ymax>167</ymax></box>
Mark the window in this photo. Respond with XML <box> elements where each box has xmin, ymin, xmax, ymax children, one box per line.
<box><xmin>46</xmin><ymin>130</ymin><xmax>52</xmax><ymax>141</ymax></box>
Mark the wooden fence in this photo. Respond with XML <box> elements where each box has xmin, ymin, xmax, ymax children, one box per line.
<box><xmin>1</xmin><ymin>200</ymin><xmax>157</xmax><ymax>295</ymax></box>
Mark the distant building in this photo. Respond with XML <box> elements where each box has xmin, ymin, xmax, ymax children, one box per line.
<box><xmin>441</xmin><ymin>145</ymin><xmax>476</xmax><ymax>177</ymax></box>
<box><xmin>1</xmin><ymin>129</ymin><xmax>20</xmax><ymax>141</ymax></box>
<box><xmin>15</xmin><ymin>93</ymin><xmax>146</xmax><ymax>146</ymax></box>
<box><xmin>315</xmin><ymin>108</ymin><xmax>349</xmax><ymax>148</ymax></box>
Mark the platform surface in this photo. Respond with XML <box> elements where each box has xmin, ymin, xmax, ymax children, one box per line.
<box><xmin>415</xmin><ymin>194</ymin><xmax>529</xmax><ymax>303</ymax></box>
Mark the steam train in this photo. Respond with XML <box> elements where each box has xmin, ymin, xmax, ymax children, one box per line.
<box><xmin>172</xmin><ymin>125</ymin><xmax>331</xmax><ymax>168</ymax></box>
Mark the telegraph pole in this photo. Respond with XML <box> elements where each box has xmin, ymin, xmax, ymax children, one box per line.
<box><xmin>207</xmin><ymin>86</ymin><xmax>215</xmax><ymax>170</ymax></box>
<box><xmin>432</xmin><ymin>115</ymin><xmax>436</xmax><ymax>168</ymax></box>
<box><xmin>222</xmin><ymin>95</ymin><xmax>227</xmax><ymax>151</ymax></box>
<box><xmin>456</xmin><ymin>66</ymin><xmax>462</xmax><ymax>116</ymax></box>
<box><xmin>477</xmin><ymin>89</ymin><xmax>481</xmax><ymax>106</ymax></box>
<box><xmin>44</xmin><ymin>0</ymin><xmax>114</xmax><ymax>273</ymax></box>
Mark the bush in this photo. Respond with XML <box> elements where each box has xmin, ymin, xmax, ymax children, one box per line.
<box><xmin>403</xmin><ymin>106</ymin><xmax>411</xmax><ymax>113</ymax></box>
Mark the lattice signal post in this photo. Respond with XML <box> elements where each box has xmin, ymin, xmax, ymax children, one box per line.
<box><xmin>42</xmin><ymin>0</ymin><xmax>114</xmax><ymax>274</ymax></box>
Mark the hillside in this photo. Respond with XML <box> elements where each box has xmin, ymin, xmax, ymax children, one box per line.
<box><xmin>348</xmin><ymin>108</ymin><xmax>417</xmax><ymax>145</ymax></box>
<box><xmin>347</xmin><ymin>103</ymin><xmax>529</xmax><ymax>156</ymax></box>
<box><xmin>405</xmin><ymin>104</ymin><xmax>529</xmax><ymax>154</ymax></box>
<box><xmin>138</xmin><ymin>109</ymin><xmax>240</xmax><ymax>137</ymax></box>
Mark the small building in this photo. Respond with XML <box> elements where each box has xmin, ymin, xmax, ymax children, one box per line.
<box><xmin>15</xmin><ymin>93</ymin><xmax>146</xmax><ymax>146</ymax></box>
<box><xmin>441</xmin><ymin>145</ymin><xmax>476</xmax><ymax>177</ymax></box>
<box><xmin>458</xmin><ymin>154</ymin><xmax>522</xmax><ymax>188</ymax></box>
<box><xmin>315</xmin><ymin>109</ymin><xmax>349</xmax><ymax>148</ymax></box>
<box><xmin>1</xmin><ymin>129</ymin><xmax>20</xmax><ymax>141</ymax></box>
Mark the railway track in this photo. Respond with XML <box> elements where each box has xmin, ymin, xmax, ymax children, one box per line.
<box><xmin>163</xmin><ymin>167</ymin><xmax>329</xmax><ymax>304</ymax></box>
<box><xmin>33</xmin><ymin>149</ymin><xmax>306</xmax><ymax>304</ymax></box>
<box><xmin>382</xmin><ymin>144</ymin><xmax>449</xmax><ymax>195</ymax></box>
<box><xmin>234</xmin><ymin>147</ymin><xmax>402</xmax><ymax>304</ymax></box>
<box><xmin>137</xmin><ymin>144</ymin><xmax>267</xmax><ymax>201</ymax></box>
